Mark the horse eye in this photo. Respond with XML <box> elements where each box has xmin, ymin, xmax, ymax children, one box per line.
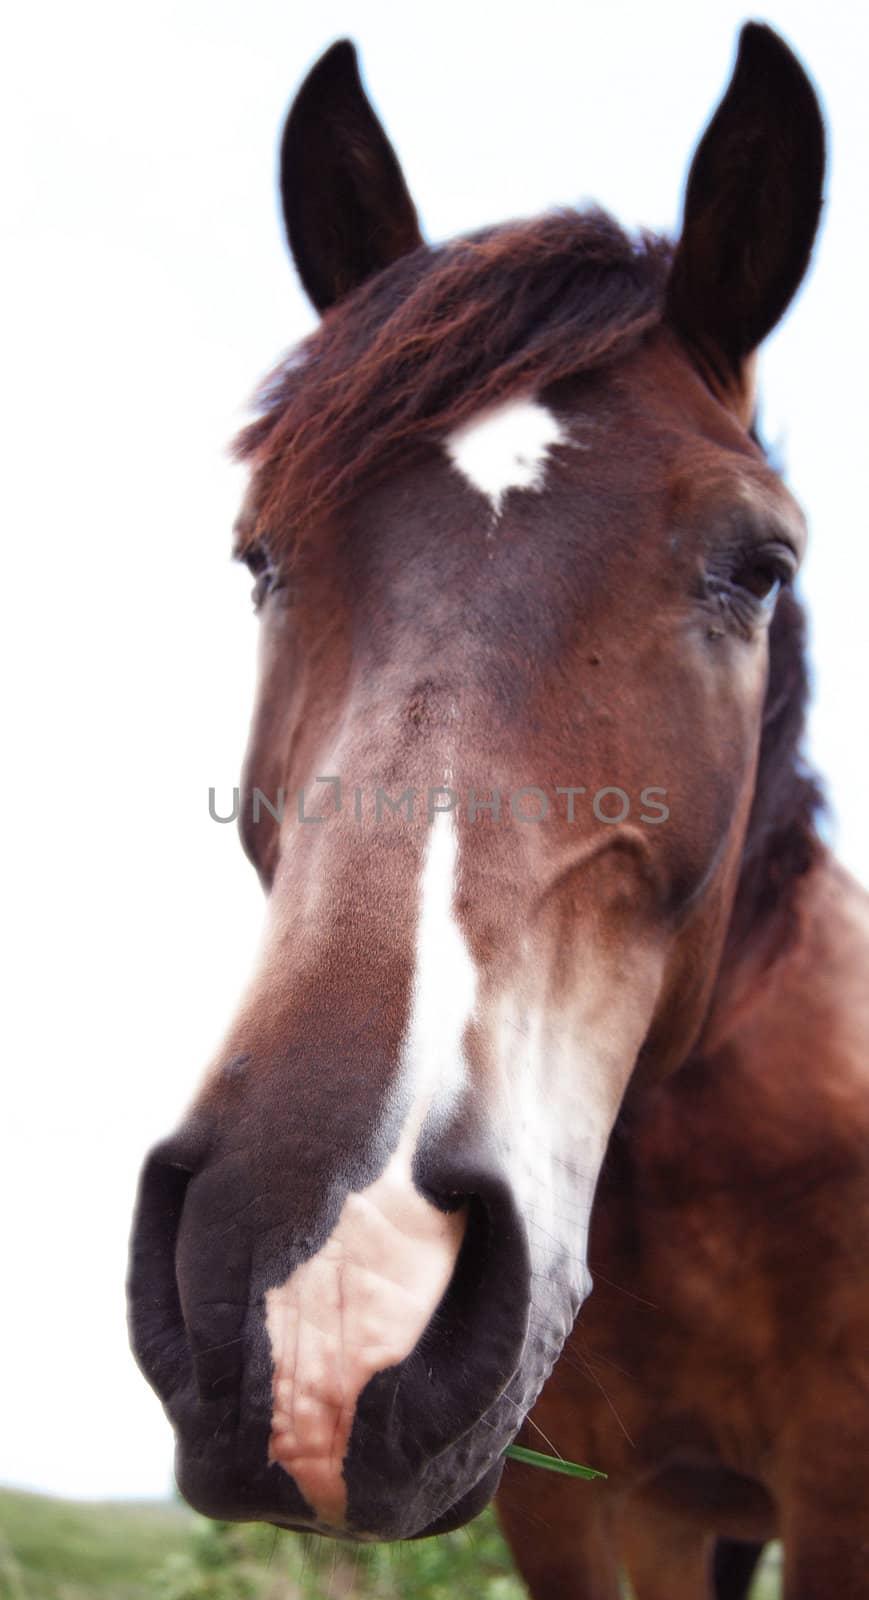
<box><xmin>731</xmin><ymin>545</ymin><xmax>795</xmax><ymax>606</ymax></box>
<box><xmin>242</xmin><ymin>542</ymin><xmax>270</xmax><ymax>577</ymax></box>
<box><xmin>239</xmin><ymin>541</ymin><xmax>281</xmax><ymax>609</ymax></box>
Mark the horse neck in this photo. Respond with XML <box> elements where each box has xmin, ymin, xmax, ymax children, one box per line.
<box><xmin>605</xmin><ymin>847</ymin><xmax>869</xmax><ymax>1211</ymax></box>
<box><xmin>695</xmin><ymin>843</ymin><xmax>869</xmax><ymax>1075</ymax></box>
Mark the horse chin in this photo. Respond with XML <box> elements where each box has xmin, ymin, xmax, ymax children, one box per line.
<box><xmin>170</xmin><ymin>1371</ymin><xmax>517</xmax><ymax>1541</ymax></box>
<box><xmin>263</xmin><ymin>1458</ymin><xmax>505</xmax><ymax>1542</ymax></box>
<box><xmin>407</xmin><ymin>1459</ymin><xmax>506</xmax><ymax>1538</ymax></box>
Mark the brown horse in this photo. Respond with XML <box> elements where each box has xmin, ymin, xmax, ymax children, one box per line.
<box><xmin>127</xmin><ymin>21</ymin><xmax>866</xmax><ymax>1596</ymax></box>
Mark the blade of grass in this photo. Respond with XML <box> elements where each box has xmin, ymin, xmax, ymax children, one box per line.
<box><xmin>504</xmin><ymin>1444</ymin><xmax>607</xmax><ymax>1480</ymax></box>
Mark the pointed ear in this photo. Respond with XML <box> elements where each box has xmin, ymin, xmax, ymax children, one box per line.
<box><xmin>666</xmin><ymin>24</ymin><xmax>825</xmax><ymax>402</ymax></box>
<box><xmin>279</xmin><ymin>40</ymin><xmax>424</xmax><ymax>313</ymax></box>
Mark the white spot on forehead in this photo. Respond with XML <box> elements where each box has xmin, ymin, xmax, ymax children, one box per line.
<box><xmin>444</xmin><ymin>396</ymin><xmax>567</xmax><ymax>515</ymax></box>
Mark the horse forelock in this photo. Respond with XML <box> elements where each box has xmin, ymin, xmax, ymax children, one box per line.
<box><xmin>232</xmin><ymin>208</ymin><xmax>671</xmax><ymax>547</ymax></box>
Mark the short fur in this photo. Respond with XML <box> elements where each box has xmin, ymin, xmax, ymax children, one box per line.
<box><xmin>234</xmin><ymin>209</ymin><xmax>823</xmax><ymax>985</ymax></box>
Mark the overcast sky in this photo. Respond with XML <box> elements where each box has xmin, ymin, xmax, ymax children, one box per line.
<box><xmin>2</xmin><ymin>0</ymin><xmax>866</xmax><ymax>1501</ymax></box>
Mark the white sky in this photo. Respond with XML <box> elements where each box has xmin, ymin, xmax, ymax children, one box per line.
<box><xmin>2</xmin><ymin>0</ymin><xmax>866</xmax><ymax>1501</ymax></box>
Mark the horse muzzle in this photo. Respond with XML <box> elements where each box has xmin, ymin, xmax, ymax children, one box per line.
<box><xmin>126</xmin><ymin>1119</ymin><xmax>565</xmax><ymax>1540</ymax></box>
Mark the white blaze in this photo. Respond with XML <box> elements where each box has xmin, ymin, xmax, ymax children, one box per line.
<box><xmin>444</xmin><ymin>395</ymin><xmax>567</xmax><ymax>514</ymax></box>
<box><xmin>404</xmin><ymin>805</ymin><xmax>477</xmax><ymax>1104</ymax></box>
<box><xmin>266</xmin><ymin>810</ymin><xmax>476</xmax><ymax>1526</ymax></box>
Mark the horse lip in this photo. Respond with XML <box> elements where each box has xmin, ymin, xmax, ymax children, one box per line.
<box><xmin>170</xmin><ymin>1382</ymin><xmax>514</xmax><ymax>1540</ymax></box>
<box><xmin>263</xmin><ymin>1512</ymin><xmax>383</xmax><ymax>1543</ymax></box>
<box><xmin>404</xmin><ymin>1458</ymin><xmax>506</xmax><ymax>1539</ymax></box>
<box><xmin>338</xmin><ymin>1370</ymin><xmax>528</xmax><ymax>1539</ymax></box>
<box><xmin>261</xmin><ymin>1455</ymin><xmax>506</xmax><ymax>1542</ymax></box>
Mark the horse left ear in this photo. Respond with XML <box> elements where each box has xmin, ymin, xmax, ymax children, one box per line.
<box><xmin>666</xmin><ymin>23</ymin><xmax>825</xmax><ymax>404</ymax></box>
<box><xmin>280</xmin><ymin>40</ymin><xmax>424</xmax><ymax>313</ymax></box>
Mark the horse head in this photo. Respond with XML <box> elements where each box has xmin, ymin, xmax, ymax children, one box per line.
<box><xmin>128</xmin><ymin>24</ymin><xmax>824</xmax><ymax>1541</ymax></box>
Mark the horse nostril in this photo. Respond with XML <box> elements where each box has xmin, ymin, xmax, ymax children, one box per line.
<box><xmin>127</xmin><ymin>1138</ymin><xmax>198</xmax><ymax>1408</ymax></box>
<box><xmin>417</xmin><ymin>1184</ymin><xmax>469</xmax><ymax>1214</ymax></box>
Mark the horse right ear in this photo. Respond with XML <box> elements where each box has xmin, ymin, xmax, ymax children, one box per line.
<box><xmin>666</xmin><ymin>23</ymin><xmax>825</xmax><ymax>408</ymax></box>
<box><xmin>279</xmin><ymin>41</ymin><xmax>424</xmax><ymax>314</ymax></box>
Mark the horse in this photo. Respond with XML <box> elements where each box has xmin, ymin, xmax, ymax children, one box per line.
<box><xmin>127</xmin><ymin>21</ymin><xmax>868</xmax><ymax>1596</ymax></box>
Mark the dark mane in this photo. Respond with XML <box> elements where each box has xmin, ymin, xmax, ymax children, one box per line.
<box><xmin>233</xmin><ymin>209</ymin><xmax>671</xmax><ymax>545</ymax></box>
<box><xmin>723</xmin><ymin>585</ymin><xmax>825</xmax><ymax>978</ymax></box>
<box><xmin>233</xmin><ymin>205</ymin><xmax>823</xmax><ymax>977</ymax></box>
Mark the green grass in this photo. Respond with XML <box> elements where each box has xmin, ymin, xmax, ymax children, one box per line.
<box><xmin>0</xmin><ymin>1485</ymin><xmax>782</xmax><ymax>1599</ymax></box>
<box><xmin>0</xmin><ymin>1490</ymin><xmax>523</xmax><ymax>1600</ymax></box>
<box><xmin>504</xmin><ymin>1444</ymin><xmax>606</xmax><ymax>1479</ymax></box>
<box><xmin>0</xmin><ymin>1488</ymin><xmax>193</xmax><ymax>1599</ymax></box>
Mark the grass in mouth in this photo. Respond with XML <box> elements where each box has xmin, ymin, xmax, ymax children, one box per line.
<box><xmin>504</xmin><ymin>1443</ymin><xmax>607</xmax><ymax>1480</ymax></box>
